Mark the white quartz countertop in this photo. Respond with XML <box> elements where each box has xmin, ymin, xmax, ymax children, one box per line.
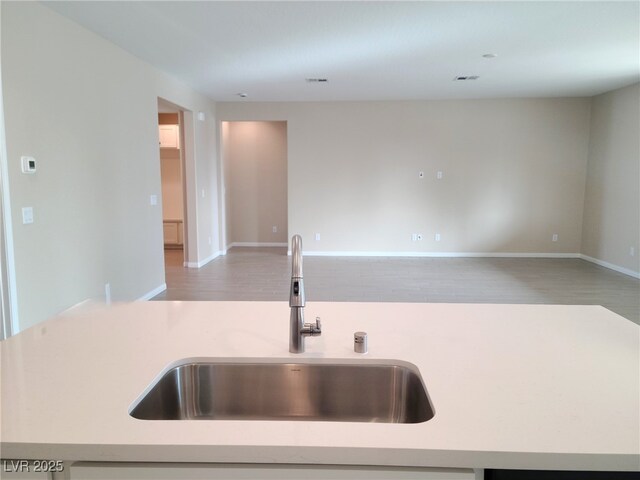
<box><xmin>1</xmin><ymin>301</ymin><xmax>638</xmax><ymax>471</ymax></box>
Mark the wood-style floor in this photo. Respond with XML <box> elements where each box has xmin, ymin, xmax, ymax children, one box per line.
<box><xmin>153</xmin><ymin>247</ymin><xmax>640</xmax><ymax>325</ymax></box>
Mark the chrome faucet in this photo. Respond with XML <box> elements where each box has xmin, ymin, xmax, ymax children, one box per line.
<box><xmin>289</xmin><ymin>234</ymin><xmax>321</xmax><ymax>353</ymax></box>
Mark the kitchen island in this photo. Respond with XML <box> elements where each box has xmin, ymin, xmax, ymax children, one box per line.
<box><xmin>1</xmin><ymin>301</ymin><xmax>638</xmax><ymax>478</ymax></box>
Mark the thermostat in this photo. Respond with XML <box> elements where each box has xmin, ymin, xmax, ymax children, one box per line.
<box><xmin>21</xmin><ymin>156</ymin><xmax>36</xmax><ymax>174</ymax></box>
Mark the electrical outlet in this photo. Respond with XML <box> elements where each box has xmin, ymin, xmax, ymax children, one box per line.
<box><xmin>630</xmin><ymin>247</ymin><xmax>636</xmax><ymax>257</ymax></box>
<box><xmin>417</xmin><ymin>234</ymin><xmax>423</xmax><ymax>241</ymax></box>
<box><xmin>149</xmin><ymin>195</ymin><xmax>158</xmax><ymax>206</ymax></box>
<box><xmin>105</xmin><ymin>283</ymin><xmax>111</xmax><ymax>305</ymax></box>
<box><xmin>412</xmin><ymin>233</ymin><xmax>418</xmax><ymax>242</ymax></box>
<box><xmin>272</xmin><ymin>226</ymin><xmax>278</xmax><ymax>233</ymax></box>
<box><xmin>436</xmin><ymin>171</ymin><xmax>443</xmax><ymax>180</ymax></box>
<box><xmin>552</xmin><ymin>234</ymin><xmax>558</xmax><ymax>242</ymax></box>
<box><xmin>208</xmin><ymin>237</ymin><xmax>212</xmax><ymax>245</ymax></box>
<box><xmin>315</xmin><ymin>233</ymin><xmax>321</xmax><ymax>241</ymax></box>
<box><xmin>21</xmin><ymin>156</ymin><xmax>36</xmax><ymax>174</ymax></box>
<box><xmin>435</xmin><ymin>233</ymin><xmax>441</xmax><ymax>242</ymax></box>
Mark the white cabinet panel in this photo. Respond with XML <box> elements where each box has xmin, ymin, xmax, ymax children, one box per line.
<box><xmin>163</xmin><ymin>222</ymin><xmax>178</xmax><ymax>244</ymax></box>
<box><xmin>71</xmin><ymin>463</ymin><xmax>476</xmax><ymax>480</ymax></box>
<box><xmin>159</xmin><ymin>125</ymin><xmax>180</xmax><ymax>149</ymax></box>
<box><xmin>163</xmin><ymin>220</ymin><xmax>183</xmax><ymax>246</ymax></box>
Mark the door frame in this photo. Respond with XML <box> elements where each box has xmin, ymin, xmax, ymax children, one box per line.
<box><xmin>157</xmin><ymin>98</ymin><xmax>198</xmax><ymax>269</ymax></box>
<box><xmin>0</xmin><ymin>41</ymin><xmax>19</xmax><ymax>338</ymax></box>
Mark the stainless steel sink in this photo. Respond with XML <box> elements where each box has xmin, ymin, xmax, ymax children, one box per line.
<box><xmin>129</xmin><ymin>360</ymin><xmax>434</xmax><ymax>423</ymax></box>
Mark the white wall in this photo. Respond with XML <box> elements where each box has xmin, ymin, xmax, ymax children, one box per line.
<box><xmin>223</xmin><ymin>121</ymin><xmax>288</xmax><ymax>246</ymax></box>
<box><xmin>217</xmin><ymin>99</ymin><xmax>591</xmax><ymax>255</ymax></box>
<box><xmin>160</xmin><ymin>149</ymin><xmax>184</xmax><ymax>222</ymax></box>
<box><xmin>2</xmin><ymin>2</ymin><xmax>632</xmax><ymax>333</ymax></box>
<box><xmin>582</xmin><ymin>83</ymin><xmax>640</xmax><ymax>276</ymax></box>
<box><xmin>1</xmin><ymin>2</ymin><xmax>220</xmax><ymax>331</ymax></box>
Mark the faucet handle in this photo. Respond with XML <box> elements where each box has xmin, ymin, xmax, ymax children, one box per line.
<box><xmin>302</xmin><ymin>317</ymin><xmax>322</xmax><ymax>336</ymax></box>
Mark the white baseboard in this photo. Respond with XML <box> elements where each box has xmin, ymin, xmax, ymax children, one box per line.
<box><xmin>228</xmin><ymin>242</ymin><xmax>288</xmax><ymax>248</ymax></box>
<box><xmin>137</xmin><ymin>283</ymin><xmax>167</xmax><ymax>301</ymax></box>
<box><xmin>61</xmin><ymin>298</ymin><xmax>96</xmax><ymax>315</ymax></box>
<box><xmin>579</xmin><ymin>254</ymin><xmax>640</xmax><ymax>279</ymax></box>
<box><xmin>295</xmin><ymin>251</ymin><xmax>582</xmax><ymax>259</ymax></box>
<box><xmin>184</xmin><ymin>251</ymin><xmax>223</xmax><ymax>268</ymax></box>
<box><xmin>292</xmin><ymin>250</ymin><xmax>639</xmax><ymax>278</ymax></box>
<box><xmin>61</xmin><ymin>283</ymin><xmax>167</xmax><ymax>313</ymax></box>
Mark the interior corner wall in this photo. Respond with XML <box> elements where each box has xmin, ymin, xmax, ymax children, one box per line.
<box><xmin>1</xmin><ymin>2</ymin><xmax>219</xmax><ymax>332</ymax></box>
<box><xmin>220</xmin><ymin>121</ymin><xmax>231</xmax><ymax>248</ymax></box>
<box><xmin>160</xmin><ymin>147</ymin><xmax>184</xmax><ymax>222</ymax></box>
<box><xmin>159</xmin><ymin>114</ymin><xmax>184</xmax><ymax>223</ymax></box>
<box><xmin>224</xmin><ymin>121</ymin><xmax>288</xmax><ymax>245</ymax></box>
<box><xmin>217</xmin><ymin>99</ymin><xmax>591</xmax><ymax>255</ymax></box>
<box><xmin>581</xmin><ymin>82</ymin><xmax>640</xmax><ymax>275</ymax></box>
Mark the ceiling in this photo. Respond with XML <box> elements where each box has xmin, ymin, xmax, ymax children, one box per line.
<box><xmin>44</xmin><ymin>1</ymin><xmax>640</xmax><ymax>102</ymax></box>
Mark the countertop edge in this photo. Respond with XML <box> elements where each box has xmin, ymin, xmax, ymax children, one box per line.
<box><xmin>2</xmin><ymin>443</ymin><xmax>639</xmax><ymax>472</ymax></box>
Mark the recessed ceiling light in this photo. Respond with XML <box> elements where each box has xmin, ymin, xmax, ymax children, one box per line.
<box><xmin>305</xmin><ymin>78</ymin><xmax>328</xmax><ymax>83</ymax></box>
<box><xmin>482</xmin><ymin>53</ymin><xmax>498</xmax><ymax>58</ymax></box>
<box><xmin>237</xmin><ymin>93</ymin><xmax>248</xmax><ymax>98</ymax></box>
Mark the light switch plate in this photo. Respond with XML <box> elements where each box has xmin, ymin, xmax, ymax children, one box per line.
<box><xmin>22</xmin><ymin>207</ymin><xmax>34</xmax><ymax>224</ymax></box>
<box><xmin>150</xmin><ymin>195</ymin><xmax>158</xmax><ymax>206</ymax></box>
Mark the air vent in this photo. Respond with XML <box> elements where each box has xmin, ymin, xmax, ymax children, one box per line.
<box><xmin>306</xmin><ymin>78</ymin><xmax>328</xmax><ymax>83</ymax></box>
<box><xmin>454</xmin><ymin>76</ymin><xmax>480</xmax><ymax>81</ymax></box>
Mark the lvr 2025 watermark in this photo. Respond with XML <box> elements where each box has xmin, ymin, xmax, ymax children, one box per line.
<box><xmin>3</xmin><ymin>460</ymin><xmax>65</xmax><ymax>473</ymax></box>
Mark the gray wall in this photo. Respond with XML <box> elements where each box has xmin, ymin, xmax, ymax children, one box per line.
<box><xmin>160</xmin><ymin>148</ymin><xmax>184</xmax><ymax>222</ymax></box>
<box><xmin>582</xmin><ymin>82</ymin><xmax>640</xmax><ymax>275</ymax></box>
<box><xmin>2</xmin><ymin>2</ymin><xmax>220</xmax><ymax>331</ymax></box>
<box><xmin>222</xmin><ymin>121</ymin><xmax>288</xmax><ymax>246</ymax></box>
<box><xmin>217</xmin><ymin>99</ymin><xmax>591</xmax><ymax>255</ymax></box>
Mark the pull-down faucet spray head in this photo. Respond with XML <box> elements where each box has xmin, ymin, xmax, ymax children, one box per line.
<box><xmin>290</xmin><ymin>234</ymin><xmax>305</xmax><ymax>308</ymax></box>
<box><xmin>289</xmin><ymin>235</ymin><xmax>321</xmax><ymax>353</ymax></box>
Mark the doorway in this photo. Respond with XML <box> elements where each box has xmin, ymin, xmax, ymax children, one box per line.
<box><xmin>221</xmin><ymin>121</ymin><xmax>288</xmax><ymax>251</ymax></box>
<box><xmin>157</xmin><ymin>99</ymin><xmax>187</xmax><ymax>270</ymax></box>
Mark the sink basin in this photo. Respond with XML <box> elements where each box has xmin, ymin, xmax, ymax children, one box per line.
<box><xmin>129</xmin><ymin>360</ymin><xmax>434</xmax><ymax>423</ymax></box>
